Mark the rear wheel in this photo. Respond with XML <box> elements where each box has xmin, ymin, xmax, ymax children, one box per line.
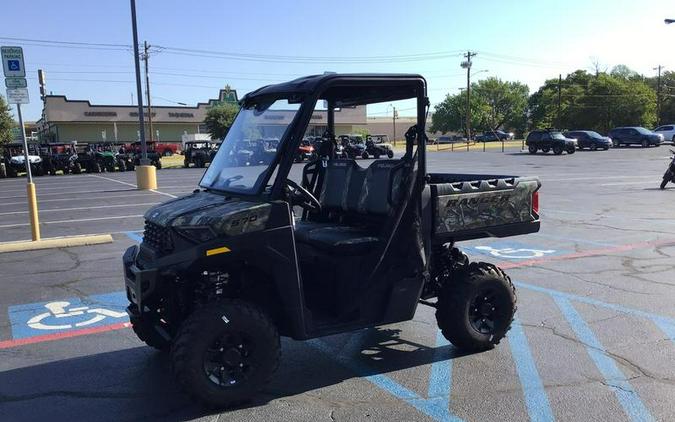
<box><xmin>436</xmin><ymin>262</ymin><xmax>516</xmax><ymax>352</ymax></box>
<box><xmin>528</xmin><ymin>145</ymin><xmax>537</xmax><ymax>154</ymax></box>
<box><xmin>171</xmin><ymin>300</ymin><xmax>280</xmax><ymax>408</ymax></box>
<box><xmin>387</xmin><ymin>150</ymin><xmax>394</xmax><ymax>158</ymax></box>
<box><xmin>553</xmin><ymin>144</ymin><xmax>564</xmax><ymax>155</ymax></box>
<box><xmin>155</xmin><ymin>160</ymin><xmax>162</xmax><ymax>170</ymax></box>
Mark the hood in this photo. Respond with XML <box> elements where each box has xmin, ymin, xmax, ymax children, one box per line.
<box><xmin>144</xmin><ymin>191</ymin><xmax>272</xmax><ymax>235</ymax></box>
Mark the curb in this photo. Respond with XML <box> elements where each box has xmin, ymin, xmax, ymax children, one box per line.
<box><xmin>0</xmin><ymin>234</ymin><xmax>114</xmax><ymax>253</ymax></box>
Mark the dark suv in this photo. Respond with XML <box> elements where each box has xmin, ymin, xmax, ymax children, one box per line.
<box><xmin>564</xmin><ymin>130</ymin><xmax>612</xmax><ymax>151</ymax></box>
<box><xmin>525</xmin><ymin>130</ymin><xmax>577</xmax><ymax>155</ymax></box>
<box><xmin>608</xmin><ymin>127</ymin><xmax>663</xmax><ymax>148</ymax></box>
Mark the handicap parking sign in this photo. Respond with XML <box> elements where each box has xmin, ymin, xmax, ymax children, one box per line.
<box><xmin>469</xmin><ymin>241</ymin><xmax>567</xmax><ymax>260</ymax></box>
<box><xmin>8</xmin><ymin>292</ymin><xmax>128</xmax><ymax>340</ymax></box>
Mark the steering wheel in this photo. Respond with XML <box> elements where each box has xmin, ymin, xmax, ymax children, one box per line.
<box><xmin>285</xmin><ymin>179</ymin><xmax>321</xmax><ymax>211</ymax></box>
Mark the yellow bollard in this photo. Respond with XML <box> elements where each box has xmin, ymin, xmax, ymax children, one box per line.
<box><xmin>136</xmin><ymin>165</ymin><xmax>158</xmax><ymax>190</ymax></box>
<box><xmin>26</xmin><ymin>182</ymin><xmax>41</xmax><ymax>241</ymax></box>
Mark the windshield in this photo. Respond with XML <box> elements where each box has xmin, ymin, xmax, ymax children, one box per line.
<box><xmin>634</xmin><ymin>127</ymin><xmax>652</xmax><ymax>135</ymax></box>
<box><xmin>587</xmin><ymin>131</ymin><xmax>603</xmax><ymax>138</ymax></box>
<box><xmin>199</xmin><ymin>98</ymin><xmax>300</xmax><ymax>194</ymax></box>
<box><xmin>551</xmin><ymin>132</ymin><xmax>566</xmax><ymax>140</ymax></box>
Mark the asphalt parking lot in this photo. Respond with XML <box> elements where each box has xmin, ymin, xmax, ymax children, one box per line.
<box><xmin>1</xmin><ymin>145</ymin><xmax>674</xmax><ymax>421</ymax></box>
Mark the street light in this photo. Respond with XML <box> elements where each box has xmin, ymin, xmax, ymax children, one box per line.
<box><xmin>471</xmin><ymin>69</ymin><xmax>489</xmax><ymax>78</ymax></box>
<box><xmin>386</xmin><ymin>103</ymin><xmax>398</xmax><ymax>145</ymax></box>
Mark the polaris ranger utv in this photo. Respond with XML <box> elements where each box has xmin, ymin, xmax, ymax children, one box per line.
<box><xmin>123</xmin><ymin>74</ymin><xmax>541</xmax><ymax>407</ymax></box>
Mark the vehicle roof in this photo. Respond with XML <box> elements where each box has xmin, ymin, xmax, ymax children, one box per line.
<box><xmin>242</xmin><ymin>73</ymin><xmax>426</xmax><ymax>107</ymax></box>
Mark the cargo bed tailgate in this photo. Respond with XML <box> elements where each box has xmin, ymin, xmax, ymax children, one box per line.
<box><xmin>429</xmin><ymin>173</ymin><xmax>540</xmax><ymax>242</ymax></box>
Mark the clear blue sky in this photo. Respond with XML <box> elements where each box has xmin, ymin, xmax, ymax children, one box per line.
<box><xmin>3</xmin><ymin>0</ymin><xmax>674</xmax><ymax>121</ymax></box>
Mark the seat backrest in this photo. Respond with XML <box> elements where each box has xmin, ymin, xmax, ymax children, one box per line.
<box><xmin>318</xmin><ymin>159</ymin><xmax>355</xmax><ymax>210</ymax></box>
<box><xmin>319</xmin><ymin>158</ymin><xmax>407</xmax><ymax>216</ymax></box>
<box><xmin>355</xmin><ymin>159</ymin><xmax>406</xmax><ymax>215</ymax></box>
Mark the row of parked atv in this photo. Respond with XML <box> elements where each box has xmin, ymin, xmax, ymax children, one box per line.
<box><xmin>302</xmin><ymin>134</ymin><xmax>395</xmax><ymax>160</ymax></box>
<box><xmin>0</xmin><ymin>141</ymin><xmax>164</xmax><ymax>178</ymax></box>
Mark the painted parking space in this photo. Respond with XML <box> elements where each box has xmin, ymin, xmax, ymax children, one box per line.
<box><xmin>8</xmin><ymin>292</ymin><xmax>128</xmax><ymax>340</ymax></box>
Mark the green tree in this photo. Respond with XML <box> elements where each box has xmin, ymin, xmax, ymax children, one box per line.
<box><xmin>528</xmin><ymin>68</ymin><xmax>656</xmax><ymax>133</ymax></box>
<box><xmin>646</xmin><ymin>70</ymin><xmax>675</xmax><ymax>127</ymax></box>
<box><xmin>472</xmin><ymin>77</ymin><xmax>529</xmax><ymax>133</ymax></box>
<box><xmin>431</xmin><ymin>78</ymin><xmax>528</xmax><ymax>135</ymax></box>
<box><xmin>0</xmin><ymin>95</ymin><xmax>13</xmax><ymax>147</ymax></box>
<box><xmin>430</xmin><ymin>91</ymin><xmax>490</xmax><ymax>135</ymax></box>
<box><xmin>204</xmin><ymin>102</ymin><xmax>240</xmax><ymax>140</ymax></box>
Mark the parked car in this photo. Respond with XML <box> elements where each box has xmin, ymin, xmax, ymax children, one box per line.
<box><xmin>654</xmin><ymin>124</ymin><xmax>675</xmax><ymax>144</ymax></box>
<box><xmin>525</xmin><ymin>129</ymin><xmax>577</xmax><ymax>155</ymax></box>
<box><xmin>608</xmin><ymin>127</ymin><xmax>663</xmax><ymax>148</ymax></box>
<box><xmin>476</xmin><ymin>130</ymin><xmax>514</xmax><ymax>142</ymax></box>
<box><xmin>434</xmin><ymin>135</ymin><xmax>464</xmax><ymax>144</ymax></box>
<box><xmin>156</xmin><ymin>142</ymin><xmax>180</xmax><ymax>157</ymax></box>
<box><xmin>564</xmin><ymin>130</ymin><xmax>612</xmax><ymax>151</ymax></box>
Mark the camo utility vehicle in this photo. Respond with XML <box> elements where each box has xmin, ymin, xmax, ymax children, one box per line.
<box><xmin>123</xmin><ymin>74</ymin><xmax>541</xmax><ymax>407</ymax></box>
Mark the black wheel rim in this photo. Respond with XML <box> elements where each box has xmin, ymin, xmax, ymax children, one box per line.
<box><xmin>469</xmin><ymin>289</ymin><xmax>498</xmax><ymax>334</ymax></box>
<box><xmin>203</xmin><ymin>332</ymin><xmax>254</xmax><ymax>388</ymax></box>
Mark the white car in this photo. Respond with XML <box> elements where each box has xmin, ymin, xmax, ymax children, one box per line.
<box><xmin>654</xmin><ymin>124</ymin><xmax>675</xmax><ymax>144</ymax></box>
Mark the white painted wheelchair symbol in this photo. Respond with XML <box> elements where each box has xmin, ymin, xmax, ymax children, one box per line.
<box><xmin>474</xmin><ymin>246</ymin><xmax>556</xmax><ymax>259</ymax></box>
<box><xmin>27</xmin><ymin>301</ymin><xmax>127</xmax><ymax>330</ymax></box>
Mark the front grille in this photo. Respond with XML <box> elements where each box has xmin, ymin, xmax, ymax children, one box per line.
<box><xmin>143</xmin><ymin>221</ymin><xmax>173</xmax><ymax>253</ymax></box>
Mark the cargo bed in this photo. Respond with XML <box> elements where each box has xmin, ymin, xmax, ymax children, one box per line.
<box><xmin>428</xmin><ymin>173</ymin><xmax>541</xmax><ymax>243</ymax></box>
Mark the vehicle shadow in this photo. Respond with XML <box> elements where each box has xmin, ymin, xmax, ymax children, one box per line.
<box><xmin>0</xmin><ymin>327</ymin><xmax>472</xmax><ymax>421</ymax></box>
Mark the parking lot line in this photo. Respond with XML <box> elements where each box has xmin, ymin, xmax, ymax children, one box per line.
<box><xmin>87</xmin><ymin>174</ymin><xmax>138</xmax><ymax>188</ymax></box>
<box><xmin>0</xmin><ymin>321</ymin><xmax>130</xmax><ymax>350</ymax></box>
<box><xmin>0</xmin><ymin>214</ymin><xmax>144</xmax><ymax>228</ymax></box>
<box><xmin>308</xmin><ymin>335</ymin><xmax>464</xmax><ymax>422</ymax></box>
<box><xmin>0</xmin><ymin>192</ymin><xmax>161</xmax><ymax>207</ymax></box>
<box><xmin>0</xmin><ymin>202</ymin><xmax>159</xmax><ymax>216</ymax></box>
<box><xmin>553</xmin><ymin>297</ymin><xmax>655</xmax><ymax>422</ymax></box>
<box><xmin>125</xmin><ymin>231</ymin><xmax>143</xmax><ymax>242</ymax></box>
<box><xmin>500</xmin><ymin>238</ymin><xmax>675</xmax><ymax>270</ymax></box>
<box><xmin>508</xmin><ymin>320</ymin><xmax>554</xmax><ymax>422</ymax></box>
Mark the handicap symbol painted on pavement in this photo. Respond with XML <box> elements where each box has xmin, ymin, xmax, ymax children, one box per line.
<box><xmin>8</xmin><ymin>292</ymin><xmax>128</xmax><ymax>340</ymax></box>
<box><xmin>469</xmin><ymin>241</ymin><xmax>567</xmax><ymax>260</ymax></box>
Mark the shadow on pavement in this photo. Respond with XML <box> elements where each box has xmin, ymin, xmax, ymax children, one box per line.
<box><xmin>0</xmin><ymin>327</ymin><xmax>471</xmax><ymax>421</ymax></box>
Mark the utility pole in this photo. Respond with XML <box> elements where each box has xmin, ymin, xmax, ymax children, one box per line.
<box><xmin>461</xmin><ymin>51</ymin><xmax>477</xmax><ymax>140</ymax></box>
<box><xmin>557</xmin><ymin>74</ymin><xmax>562</xmax><ymax>129</ymax></box>
<box><xmin>144</xmin><ymin>41</ymin><xmax>154</xmax><ymax>143</ymax></box>
<box><xmin>655</xmin><ymin>65</ymin><xmax>663</xmax><ymax>125</ymax></box>
<box><xmin>392</xmin><ymin>105</ymin><xmax>397</xmax><ymax>145</ymax></box>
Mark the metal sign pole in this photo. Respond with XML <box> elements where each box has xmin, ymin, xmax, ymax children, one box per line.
<box><xmin>130</xmin><ymin>0</ymin><xmax>147</xmax><ymax>164</ymax></box>
<box><xmin>17</xmin><ymin>104</ymin><xmax>32</xmax><ymax>182</ymax></box>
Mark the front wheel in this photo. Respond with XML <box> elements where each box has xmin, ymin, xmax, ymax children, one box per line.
<box><xmin>566</xmin><ymin>146</ymin><xmax>576</xmax><ymax>154</ymax></box>
<box><xmin>528</xmin><ymin>145</ymin><xmax>537</xmax><ymax>154</ymax></box>
<box><xmin>387</xmin><ymin>150</ymin><xmax>394</xmax><ymax>158</ymax></box>
<box><xmin>171</xmin><ymin>300</ymin><xmax>281</xmax><ymax>407</ymax></box>
<box><xmin>436</xmin><ymin>262</ymin><xmax>516</xmax><ymax>352</ymax></box>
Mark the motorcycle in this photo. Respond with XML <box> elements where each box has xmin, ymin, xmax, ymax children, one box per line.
<box><xmin>660</xmin><ymin>149</ymin><xmax>675</xmax><ymax>189</ymax></box>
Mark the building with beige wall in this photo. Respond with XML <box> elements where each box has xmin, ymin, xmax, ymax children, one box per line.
<box><xmin>37</xmin><ymin>90</ymin><xmax>368</xmax><ymax>144</ymax></box>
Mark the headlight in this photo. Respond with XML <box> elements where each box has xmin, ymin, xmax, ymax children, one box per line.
<box><xmin>173</xmin><ymin>225</ymin><xmax>216</xmax><ymax>243</ymax></box>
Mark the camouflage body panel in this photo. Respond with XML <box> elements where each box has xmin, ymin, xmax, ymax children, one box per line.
<box><xmin>145</xmin><ymin>191</ymin><xmax>271</xmax><ymax>236</ymax></box>
<box><xmin>434</xmin><ymin>179</ymin><xmax>538</xmax><ymax>234</ymax></box>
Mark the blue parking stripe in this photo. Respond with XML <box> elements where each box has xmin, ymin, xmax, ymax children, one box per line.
<box><xmin>553</xmin><ymin>297</ymin><xmax>654</xmax><ymax>422</ymax></box>
<box><xmin>508</xmin><ymin>320</ymin><xmax>554</xmax><ymax>422</ymax></box>
<box><xmin>516</xmin><ymin>282</ymin><xmax>675</xmax><ymax>326</ymax></box>
<box><xmin>652</xmin><ymin>320</ymin><xmax>675</xmax><ymax>346</ymax></box>
<box><xmin>125</xmin><ymin>231</ymin><xmax>143</xmax><ymax>243</ymax></box>
<box><xmin>427</xmin><ymin>331</ymin><xmax>453</xmax><ymax>411</ymax></box>
<box><xmin>308</xmin><ymin>336</ymin><xmax>464</xmax><ymax>422</ymax></box>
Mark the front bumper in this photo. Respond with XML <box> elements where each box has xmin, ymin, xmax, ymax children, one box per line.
<box><xmin>123</xmin><ymin>245</ymin><xmax>159</xmax><ymax>311</ymax></box>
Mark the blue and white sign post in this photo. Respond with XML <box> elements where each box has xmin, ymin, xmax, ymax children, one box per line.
<box><xmin>2</xmin><ymin>45</ymin><xmax>41</xmax><ymax>241</ymax></box>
